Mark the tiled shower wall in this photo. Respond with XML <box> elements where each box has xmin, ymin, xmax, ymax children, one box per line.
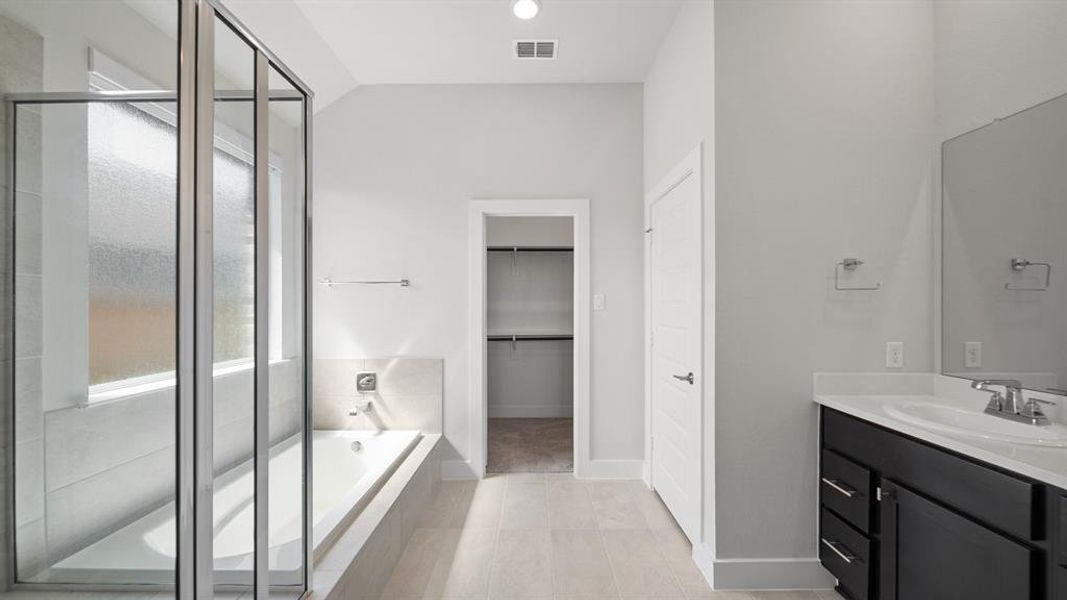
<box><xmin>34</xmin><ymin>360</ymin><xmax>304</xmax><ymax>567</ymax></box>
<box><xmin>0</xmin><ymin>12</ymin><xmax>44</xmax><ymax>587</ymax></box>
<box><xmin>313</xmin><ymin>358</ymin><xmax>443</xmax><ymax>434</ymax></box>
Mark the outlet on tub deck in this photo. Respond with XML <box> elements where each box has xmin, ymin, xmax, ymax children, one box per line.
<box><xmin>886</xmin><ymin>342</ymin><xmax>904</xmax><ymax>369</ymax></box>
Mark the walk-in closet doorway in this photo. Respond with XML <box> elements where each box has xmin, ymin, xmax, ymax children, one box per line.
<box><xmin>485</xmin><ymin>217</ymin><xmax>575</xmax><ymax>473</ymax></box>
<box><xmin>468</xmin><ymin>199</ymin><xmax>591</xmax><ymax>480</ymax></box>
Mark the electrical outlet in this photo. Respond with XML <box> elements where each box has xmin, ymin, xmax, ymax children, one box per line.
<box><xmin>964</xmin><ymin>341</ymin><xmax>982</xmax><ymax>368</ymax></box>
<box><xmin>886</xmin><ymin>342</ymin><xmax>904</xmax><ymax>369</ymax></box>
<box><xmin>593</xmin><ymin>294</ymin><xmax>606</xmax><ymax>311</ymax></box>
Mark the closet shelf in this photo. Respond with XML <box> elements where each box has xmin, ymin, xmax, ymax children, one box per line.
<box><xmin>487</xmin><ymin>246</ymin><xmax>573</xmax><ymax>252</ymax></box>
<box><xmin>487</xmin><ymin>333</ymin><xmax>574</xmax><ymax>341</ymax></box>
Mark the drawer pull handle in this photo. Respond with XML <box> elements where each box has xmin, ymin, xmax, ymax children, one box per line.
<box><xmin>821</xmin><ymin>538</ymin><xmax>857</xmax><ymax>564</ymax></box>
<box><xmin>821</xmin><ymin>477</ymin><xmax>856</xmax><ymax>498</ymax></box>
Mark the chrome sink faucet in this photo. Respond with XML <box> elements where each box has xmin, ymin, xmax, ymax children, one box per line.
<box><xmin>972</xmin><ymin>379</ymin><xmax>1050</xmax><ymax>426</ymax></box>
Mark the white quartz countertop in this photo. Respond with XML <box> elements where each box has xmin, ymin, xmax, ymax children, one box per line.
<box><xmin>814</xmin><ymin>373</ymin><xmax>1067</xmax><ymax>490</ymax></box>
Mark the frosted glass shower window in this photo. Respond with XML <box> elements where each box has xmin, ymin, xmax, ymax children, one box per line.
<box><xmin>88</xmin><ymin>101</ymin><xmax>178</xmax><ymax>385</ymax></box>
<box><xmin>86</xmin><ymin>102</ymin><xmax>263</xmax><ymax>387</ymax></box>
<box><xmin>212</xmin><ymin>146</ymin><xmax>256</xmax><ymax>365</ymax></box>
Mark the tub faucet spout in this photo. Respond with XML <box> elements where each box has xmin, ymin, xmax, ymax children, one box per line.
<box><xmin>348</xmin><ymin>400</ymin><xmax>373</xmax><ymax>417</ymax></box>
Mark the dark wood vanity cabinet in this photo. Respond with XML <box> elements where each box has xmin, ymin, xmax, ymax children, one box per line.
<box><xmin>879</xmin><ymin>480</ymin><xmax>1034</xmax><ymax>600</ymax></box>
<box><xmin>820</xmin><ymin>408</ymin><xmax>1067</xmax><ymax>600</ymax></box>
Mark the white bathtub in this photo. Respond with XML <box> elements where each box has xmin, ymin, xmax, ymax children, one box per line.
<box><xmin>41</xmin><ymin>429</ymin><xmax>421</xmax><ymax>585</ymax></box>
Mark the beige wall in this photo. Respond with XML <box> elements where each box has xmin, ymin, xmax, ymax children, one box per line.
<box><xmin>313</xmin><ymin>84</ymin><xmax>646</xmax><ymax>474</ymax></box>
<box><xmin>713</xmin><ymin>0</ymin><xmax>935</xmax><ymax>582</ymax></box>
<box><xmin>642</xmin><ymin>0</ymin><xmax>716</xmax><ymax>561</ymax></box>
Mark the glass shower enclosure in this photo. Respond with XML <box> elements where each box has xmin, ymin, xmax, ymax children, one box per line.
<box><xmin>1</xmin><ymin>0</ymin><xmax>312</xmax><ymax>597</ymax></box>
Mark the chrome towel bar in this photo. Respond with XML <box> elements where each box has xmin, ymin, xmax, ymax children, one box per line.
<box><xmin>320</xmin><ymin>278</ymin><xmax>410</xmax><ymax>288</ymax></box>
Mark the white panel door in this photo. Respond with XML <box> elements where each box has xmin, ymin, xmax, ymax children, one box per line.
<box><xmin>649</xmin><ymin>171</ymin><xmax>702</xmax><ymax>543</ymax></box>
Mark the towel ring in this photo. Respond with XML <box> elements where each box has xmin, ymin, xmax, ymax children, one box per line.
<box><xmin>834</xmin><ymin>258</ymin><xmax>881</xmax><ymax>291</ymax></box>
<box><xmin>1005</xmin><ymin>258</ymin><xmax>1051</xmax><ymax>291</ymax></box>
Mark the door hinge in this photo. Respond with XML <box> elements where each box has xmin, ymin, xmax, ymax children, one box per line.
<box><xmin>876</xmin><ymin>486</ymin><xmax>882</xmax><ymax>502</ymax></box>
<box><xmin>650</xmin><ymin>331</ymin><xmax>654</xmax><ymax>347</ymax></box>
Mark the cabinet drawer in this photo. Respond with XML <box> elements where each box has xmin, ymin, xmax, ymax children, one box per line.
<box><xmin>823</xmin><ymin>408</ymin><xmax>1037</xmax><ymax>540</ymax></box>
<box><xmin>820</xmin><ymin>507</ymin><xmax>870</xmax><ymax>600</ymax></box>
<box><xmin>821</xmin><ymin>449</ymin><xmax>872</xmax><ymax>532</ymax></box>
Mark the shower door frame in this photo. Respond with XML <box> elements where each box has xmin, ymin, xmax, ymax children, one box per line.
<box><xmin>3</xmin><ymin>0</ymin><xmax>315</xmax><ymax>598</ymax></box>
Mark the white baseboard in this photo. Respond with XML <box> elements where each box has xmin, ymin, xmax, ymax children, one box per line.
<box><xmin>487</xmin><ymin>405</ymin><xmax>573</xmax><ymax>418</ymax></box>
<box><xmin>441</xmin><ymin>459</ymin><xmax>478</xmax><ymax>480</ymax></box>
<box><xmin>691</xmin><ymin>544</ymin><xmax>835</xmax><ymax>591</ymax></box>
<box><xmin>578</xmin><ymin>459</ymin><xmax>645</xmax><ymax>480</ymax></box>
<box><xmin>443</xmin><ymin>458</ymin><xmax>644</xmax><ymax>480</ymax></box>
<box><xmin>691</xmin><ymin>542</ymin><xmax>716</xmax><ymax>588</ymax></box>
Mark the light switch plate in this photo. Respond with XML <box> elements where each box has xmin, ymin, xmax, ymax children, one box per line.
<box><xmin>886</xmin><ymin>342</ymin><xmax>904</xmax><ymax>369</ymax></box>
<box><xmin>593</xmin><ymin>294</ymin><xmax>606</xmax><ymax>311</ymax></box>
<box><xmin>964</xmin><ymin>342</ymin><xmax>982</xmax><ymax>368</ymax></box>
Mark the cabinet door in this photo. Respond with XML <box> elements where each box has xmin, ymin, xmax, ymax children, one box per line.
<box><xmin>879</xmin><ymin>480</ymin><xmax>1034</xmax><ymax>600</ymax></box>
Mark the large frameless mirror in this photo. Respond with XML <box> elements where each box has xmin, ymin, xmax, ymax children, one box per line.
<box><xmin>942</xmin><ymin>93</ymin><xmax>1067</xmax><ymax>396</ymax></box>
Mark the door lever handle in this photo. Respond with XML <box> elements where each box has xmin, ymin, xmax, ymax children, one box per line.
<box><xmin>673</xmin><ymin>372</ymin><xmax>694</xmax><ymax>385</ymax></box>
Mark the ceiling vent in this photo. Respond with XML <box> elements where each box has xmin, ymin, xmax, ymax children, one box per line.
<box><xmin>514</xmin><ymin>39</ymin><xmax>557</xmax><ymax>60</ymax></box>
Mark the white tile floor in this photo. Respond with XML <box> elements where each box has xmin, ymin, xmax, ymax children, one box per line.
<box><xmin>380</xmin><ymin>472</ymin><xmax>842</xmax><ymax>600</ymax></box>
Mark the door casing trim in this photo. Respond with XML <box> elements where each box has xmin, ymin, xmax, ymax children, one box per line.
<box><xmin>644</xmin><ymin>143</ymin><xmax>706</xmax><ymax>546</ymax></box>
<box><xmin>468</xmin><ymin>199</ymin><xmax>591</xmax><ymax>479</ymax></box>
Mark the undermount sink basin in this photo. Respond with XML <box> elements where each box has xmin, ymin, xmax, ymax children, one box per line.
<box><xmin>884</xmin><ymin>402</ymin><xmax>1067</xmax><ymax>448</ymax></box>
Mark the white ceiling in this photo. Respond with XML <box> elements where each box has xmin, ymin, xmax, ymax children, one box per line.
<box><xmin>223</xmin><ymin>0</ymin><xmax>684</xmax><ymax>111</ymax></box>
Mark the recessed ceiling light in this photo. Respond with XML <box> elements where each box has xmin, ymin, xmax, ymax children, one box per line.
<box><xmin>512</xmin><ymin>0</ymin><xmax>541</xmax><ymax>20</ymax></box>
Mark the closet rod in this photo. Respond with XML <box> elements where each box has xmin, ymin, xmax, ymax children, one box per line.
<box><xmin>487</xmin><ymin>334</ymin><xmax>574</xmax><ymax>341</ymax></box>
<box><xmin>486</xmin><ymin>246</ymin><xmax>574</xmax><ymax>252</ymax></box>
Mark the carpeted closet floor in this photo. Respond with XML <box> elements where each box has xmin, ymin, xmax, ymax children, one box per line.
<box><xmin>487</xmin><ymin>417</ymin><xmax>573</xmax><ymax>473</ymax></box>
